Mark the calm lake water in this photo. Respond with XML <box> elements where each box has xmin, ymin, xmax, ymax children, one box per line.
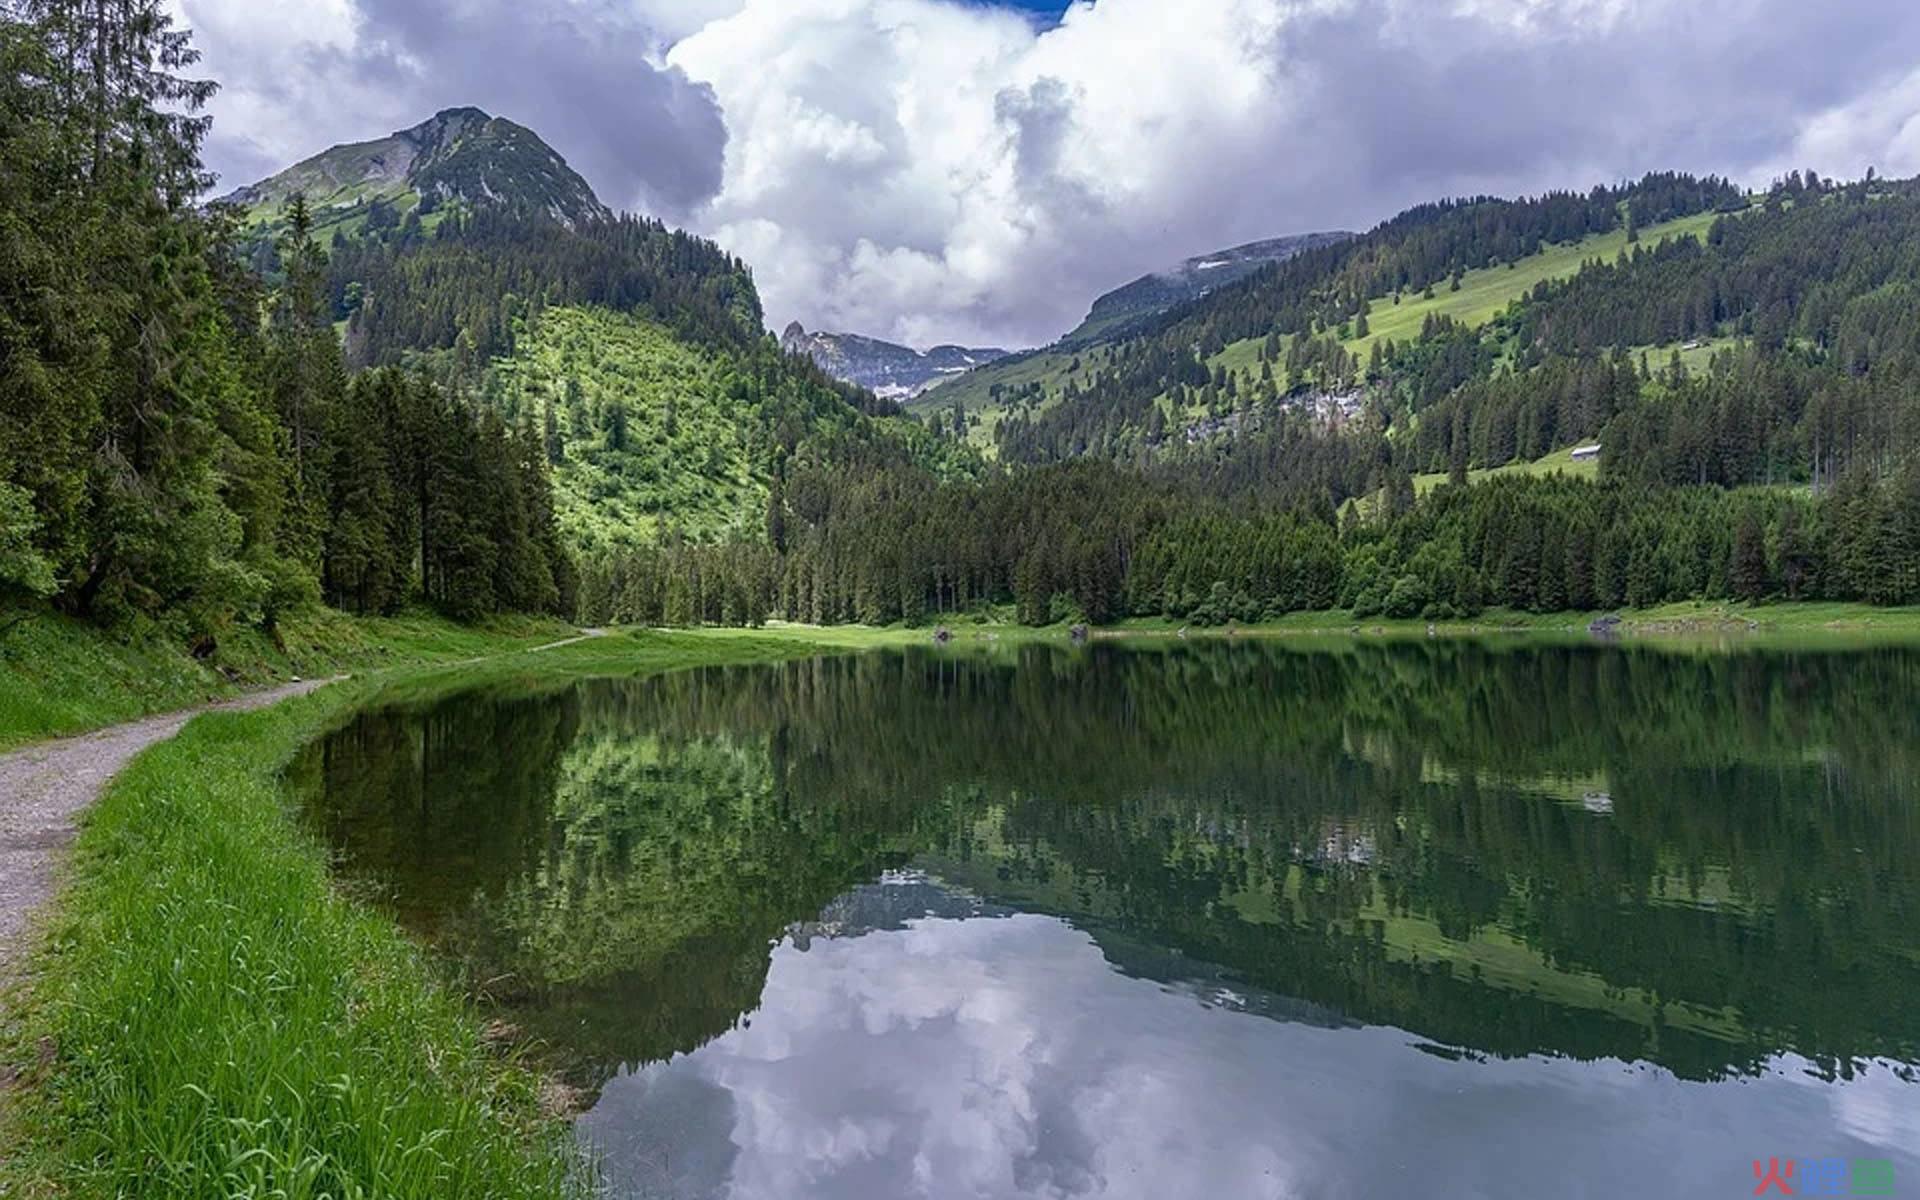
<box><xmin>291</xmin><ymin>640</ymin><xmax>1920</xmax><ymax>1199</ymax></box>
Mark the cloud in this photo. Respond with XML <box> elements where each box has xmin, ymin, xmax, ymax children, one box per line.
<box><xmin>177</xmin><ymin>0</ymin><xmax>1920</xmax><ymax>349</ymax></box>
<box><xmin>1769</xmin><ymin>65</ymin><xmax>1920</xmax><ymax>183</ymax></box>
<box><xmin>666</xmin><ymin>0</ymin><xmax>1920</xmax><ymax>348</ymax></box>
<box><xmin>174</xmin><ymin>0</ymin><xmax>728</xmax><ymax>217</ymax></box>
<box><xmin>581</xmin><ymin>892</ymin><xmax>1918</xmax><ymax>1199</ymax></box>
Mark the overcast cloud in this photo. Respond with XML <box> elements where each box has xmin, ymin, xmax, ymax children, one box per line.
<box><xmin>175</xmin><ymin>0</ymin><xmax>1920</xmax><ymax>349</ymax></box>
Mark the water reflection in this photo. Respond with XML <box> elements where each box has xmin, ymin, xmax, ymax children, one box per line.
<box><xmin>583</xmin><ymin>873</ymin><xmax>1918</xmax><ymax>1200</ymax></box>
<box><xmin>289</xmin><ymin>638</ymin><xmax>1920</xmax><ymax>1194</ymax></box>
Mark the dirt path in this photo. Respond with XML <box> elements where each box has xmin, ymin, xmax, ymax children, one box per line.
<box><xmin>0</xmin><ymin>627</ymin><xmax>610</xmax><ymax>981</ymax></box>
<box><xmin>0</xmin><ymin>679</ymin><xmax>334</xmax><ymax>980</ymax></box>
<box><xmin>529</xmin><ymin>627</ymin><xmax>607</xmax><ymax>653</ymax></box>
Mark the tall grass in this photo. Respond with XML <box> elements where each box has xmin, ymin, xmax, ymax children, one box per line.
<box><xmin>2</xmin><ymin>687</ymin><xmax>587</xmax><ymax>1197</ymax></box>
<box><xmin>0</xmin><ymin>608</ymin><xmax>576</xmax><ymax>750</ymax></box>
<box><xmin>0</xmin><ymin>632</ymin><xmax>842</xmax><ymax>1197</ymax></box>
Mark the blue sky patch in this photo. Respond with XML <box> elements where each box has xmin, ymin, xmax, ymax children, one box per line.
<box><xmin>979</xmin><ymin>0</ymin><xmax>1076</xmax><ymax>25</ymax></box>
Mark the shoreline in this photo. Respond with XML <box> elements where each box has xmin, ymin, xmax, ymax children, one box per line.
<box><xmin>0</xmin><ymin>629</ymin><xmax>846</xmax><ymax>1199</ymax></box>
<box><xmin>8</xmin><ymin>600</ymin><xmax>1920</xmax><ymax>756</ymax></box>
<box><xmin>5</xmin><ymin>612</ymin><xmax>1920</xmax><ymax>1194</ymax></box>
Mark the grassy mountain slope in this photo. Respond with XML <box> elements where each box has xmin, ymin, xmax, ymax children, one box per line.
<box><xmin>1204</xmin><ymin>207</ymin><xmax>1726</xmax><ymax>379</ymax></box>
<box><xmin>917</xmin><ymin>207</ymin><xmax>1727</xmax><ymax>455</ymax></box>
<box><xmin>222</xmin><ymin>107</ymin><xmax>610</xmax><ymax>241</ymax></box>
<box><xmin>486</xmin><ymin>306</ymin><xmax>766</xmax><ymax>548</ymax></box>
<box><xmin>476</xmin><ymin>303</ymin><xmax>972</xmax><ymax>555</ymax></box>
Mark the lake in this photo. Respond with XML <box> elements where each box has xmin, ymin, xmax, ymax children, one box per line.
<box><xmin>290</xmin><ymin>639</ymin><xmax>1920</xmax><ymax>1199</ymax></box>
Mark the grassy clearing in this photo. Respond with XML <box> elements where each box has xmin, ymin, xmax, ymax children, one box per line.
<box><xmin>1411</xmin><ymin>444</ymin><xmax>1601</xmax><ymax>496</ymax></box>
<box><xmin>1344</xmin><ymin>210</ymin><xmax>1722</xmax><ymax>360</ymax></box>
<box><xmin>1105</xmin><ymin>600</ymin><xmax>1920</xmax><ymax>641</ymax></box>
<box><xmin>682</xmin><ymin>602</ymin><xmax>1920</xmax><ymax>647</ymax></box>
<box><xmin>1630</xmin><ymin>334</ymin><xmax>1746</xmax><ymax>375</ymax></box>
<box><xmin>1198</xmin><ymin>209</ymin><xmax>1727</xmax><ymax>382</ymax></box>
<box><xmin>0</xmin><ymin>629</ymin><xmax>842</xmax><ymax>1200</ymax></box>
<box><xmin>0</xmin><ymin>608</ymin><xmax>577</xmax><ymax>752</ymax></box>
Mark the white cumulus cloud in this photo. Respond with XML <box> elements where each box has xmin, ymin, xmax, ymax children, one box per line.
<box><xmin>174</xmin><ymin>0</ymin><xmax>1920</xmax><ymax>349</ymax></box>
<box><xmin>667</xmin><ymin>0</ymin><xmax>1920</xmax><ymax>348</ymax></box>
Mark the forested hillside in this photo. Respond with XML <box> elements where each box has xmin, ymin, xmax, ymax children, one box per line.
<box><xmin>0</xmin><ymin>3</ymin><xmax>965</xmax><ymax>640</ymax></box>
<box><xmin>593</xmin><ymin>171</ymin><xmax>1920</xmax><ymax>627</ymax></box>
<box><xmin>484</xmin><ymin>306</ymin><xmax>963</xmax><ymax>548</ymax></box>
<box><xmin>327</xmin><ymin>207</ymin><xmax>766</xmax><ymax>370</ymax></box>
<box><xmin>0</xmin><ymin>4</ymin><xmax>585</xmax><ymax>637</ymax></box>
<box><xmin>313</xmin><ymin>203</ymin><xmax>969</xmax><ymax>556</ymax></box>
<box><xmin>5</xmin><ymin>1</ymin><xmax>1918</xmax><ymax>642</ymax></box>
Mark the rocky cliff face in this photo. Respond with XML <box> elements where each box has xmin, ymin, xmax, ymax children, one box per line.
<box><xmin>780</xmin><ymin>322</ymin><xmax>1009</xmax><ymax>399</ymax></box>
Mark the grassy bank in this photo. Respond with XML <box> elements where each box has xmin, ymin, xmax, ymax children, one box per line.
<box><xmin>0</xmin><ymin>608</ymin><xmax>578</xmax><ymax>751</ymax></box>
<box><xmin>0</xmin><ymin>630</ymin><xmax>839</xmax><ymax>1200</ymax></box>
<box><xmin>791</xmin><ymin>600</ymin><xmax>1920</xmax><ymax>643</ymax></box>
<box><xmin>11</xmin><ymin>597</ymin><xmax>1908</xmax><ymax>752</ymax></box>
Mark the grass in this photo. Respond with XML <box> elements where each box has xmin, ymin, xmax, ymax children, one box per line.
<box><xmin>1630</xmin><ymin>333</ymin><xmax>1745</xmax><ymax>376</ymax></box>
<box><xmin>626</xmin><ymin>601</ymin><xmax>1920</xmax><ymax>646</ymax></box>
<box><xmin>0</xmin><ymin>629</ymin><xmax>849</xmax><ymax>1199</ymax></box>
<box><xmin>1190</xmin><ymin>210</ymin><xmax>1730</xmax><ymax>392</ymax></box>
<box><xmin>1606</xmin><ymin>599</ymin><xmax>1920</xmax><ymax>636</ymax></box>
<box><xmin>638</xmin><ymin>604</ymin><xmax>1920</xmax><ymax>646</ymax></box>
<box><xmin>1411</xmin><ymin>444</ymin><xmax>1601</xmax><ymax>496</ymax></box>
<box><xmin>0</xmin><ymin>608</ymin><xmax>577</xmax><ymax>752</ymax></box>
<box><xmin>1105</xmin><ymin>600</ymin><xmax>1920</xmax><ymax>641</ymax></box>
<box><xmin>918</xmin><ymin>209</ymin><xmax>1734</xmax><ymax>454</ymax></box>
<box><xmin>1340</xmin><ymin>209</ymin><xmax>1724</xmax><ymax>362</ymax></box>
<box><xmin>1</xmin><ymin>694</ymin><xmax>580</xmax><ymax>1197</ymax></box>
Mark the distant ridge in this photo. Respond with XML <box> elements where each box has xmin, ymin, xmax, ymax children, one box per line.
<box><xmin>781</xmin><ymin>322</ymin><xmax>1010</xmax><ymax>400</ymax></box>
<box><xmin>1060</xmin><ymin>230</ymin><xmax>1355</xmax><ymax>346</ymax></box>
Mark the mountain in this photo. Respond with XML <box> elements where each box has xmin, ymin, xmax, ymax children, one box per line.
<box><xmin>937</xmin><ymin>173</ymin><xmax>1752</xmax><ymax>460</ymax></box>
<box><xmin>780</xmin><ymin>322</ymin><xmax>1009</xmax><ymax>400</ymax></box>
<box><xmin>1059</xmin><ymin>231</ymin><xmax>1355</xmax><ymax>346</ymax></box>
<box><xmin>238</xmin><ymin>112</ymin><xmax>973</xmax><ymax>555</ymax></box>
<box><xmin>219</xmin><ymin>106</ymin><xmax>611</xmax><ymax>235</ymax></box>
<box><xmin>918</xmin><ymin>229</ymin><xmax>1353</xmax><ymax>420</ymax></box>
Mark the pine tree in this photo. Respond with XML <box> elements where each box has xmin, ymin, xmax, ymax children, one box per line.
<box><xmin>1774</xmin><ymin>504</ymin><xmax>1812</xmax><ymax>600</ymax></box>
<box><xmin>269</xmin><ymin>193</ymin><xmax>346</xmax><ymax>572</ymax></box>
<box><xmin>1730</xmin><ymin>509</ymin><xmax>1769</xmax><ymax>600</ymax></box>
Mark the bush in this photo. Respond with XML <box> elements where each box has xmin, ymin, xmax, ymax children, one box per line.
<box><xmin>1384</xmin><ymin>574</ymin><xmax>1430</xmax><ymax>619</ymax></box>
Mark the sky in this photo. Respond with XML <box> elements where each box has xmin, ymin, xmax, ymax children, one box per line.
<box><xmin>172</xmin><ymin>0</ymin><xmax>1920</xmax><ymax>350</ymax></box>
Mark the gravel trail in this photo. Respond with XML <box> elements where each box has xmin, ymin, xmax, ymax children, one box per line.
<box><xmin>0</xmin><ymin>626</ymin><xmax>607</xmax><ymax>982</ymax></box>
<box><xmin>0</xmin><ymin>678</ymin><xmax>333</xmax><ymax>980</ymax></box>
